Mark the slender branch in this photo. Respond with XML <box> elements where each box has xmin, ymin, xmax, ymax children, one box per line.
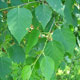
<box><xmin>31</xmin><ymin>18</ymin><xmax>55</xmax><ymax>71</ymax></box>
<box><xmin>31</xmin><ymin>53</ymin><xmax>42</xmax><ymax>70</ymax></box>
<box><xmin>0</xmin><ymin>1</ymin><xmax>40</xmax><ymax>12</ymax></box>
<box><xmin>49</xmin><ymin>18</ymin><xmax>55</xmax><ymax>32</ymax></box>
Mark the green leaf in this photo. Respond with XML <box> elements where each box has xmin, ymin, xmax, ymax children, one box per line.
<box><xmin>24</xmin><ymin>1</ymin><xmax>39</xmax><ymax>11</ymax></box>
<box><xmin>35</xmin><ymin>4</ymin><xmax>52</xmax><ymax>29</ymax></box>
<box><xmin>0</xmin><ymin>0</ymin><xmax>8</xmax><ymax>8</ymax></box>
<box><xmin>7</xmin><ymin>44</ymin><xmax>25</xmax><ymax>63</ymax></box>
<box><xmin>7</xmin><ymin>8</ymin><xmax>32</xmax><ymax>43</ymax></box>
<box><xmin>21</xmin><ymin>65</ymin><xmax>32</xmax><ymax>80</ymax></box>
<box><xmin>40</xmin><ymin>56</ymin><xmax>55</xmax><ymax>80</ymax></box>
<box><xmin>44</xmin><ymin>41</ymin><xmax>65</xmax><ymax>69</ymax></box>
<box><xmin>26</xmin><ymin>57</ymin><xmax>35</xmax><ymax>65</ymax></box>
<box><xmin>46</xmin><ymin>0</ymin><xmax>64</xmax><ymax>15</ymax></box>
<box><xmin>53</xmin><ymin>27</ymin><xmax>76</xmax><ymax>55</ymax></box>
<box><xmin>11</xmin><ymin>0</ymin><xmax>23</xmax><ymax>6</ymax></box>
<box><xmin>29</xmin><ymin>61</ymin><xmax>43</xmax><ymax>80</ymax></box>
<box><xmin>0</xmin><ymin>34</ymin><xmax>5</xmax><ymax>44</ymax></box>
<box><xmin>45</xmin><ymin>17</ymin><xmax>55</xmax><ymax>32</ymax></box>
<box><xmin>32</xmin><ymin>11</ymin><xmax>42</xmax><ymax>28</ymax></box>
<box><xmin>76</xmin><ymin>0</ymin><xmax>80</xmax><ymax>4</ymax></box>
<box><xmin>73</xmin><ymin>6</ymin><xmax>79</xmax><ymax>15</ymax></box>
<box><xmin>25</xmin><ymin>29</ymin><xmax>40</xmax><ymax>54</ymax></box>
<box><xmin>0</xmin><ymin>57</ymin><xmax>11</xmax><ymax>78</ymax></box>
<box><xmin>60</xmin><ymin>61</ymin><xmax>66</xmax><ymax>70</ymax></box>
<box><xmin>64</xmin><ymin>0</ymin><xmax>74</xmax><ymax>24</ymax></box>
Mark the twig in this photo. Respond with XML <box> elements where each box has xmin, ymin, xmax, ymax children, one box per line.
<box><xmin>0</xmin><ymin>1</ymin><xmax>40</xmax><ymax>12</ymax></box>
<box><xmin>31</xmin><ymin>18</ymin><xmax>55</xmax><ymax>72</ymax></box>
<box><xmin>49</xmin><ymin>18</ymin><xmax>55</xmax><ymax>32</ymax></box>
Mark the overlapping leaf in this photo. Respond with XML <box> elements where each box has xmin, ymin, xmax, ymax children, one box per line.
<box><xmin>40</xmin><ymin>56</ymin><xmax>55</xmax><ymax>80</ymax></box>
<box><xmin>25</xmin><ymin>29</ymin><xmax>40</xmax><ymax>54</ymax></box>
<box><xmin>64</xmin><ymin>0</ymin><xmax>74</xmax><ymax>25</ymax></box>
<box><xmin>0</xmin><ymin>57</ymin><xmax>11</xmax><ymax>78</ymax></box>
<box><xmin>76</xmin><ymin>0</ymin><xmax>80</xmax><ymax>4</ymax></box>
<box><xmin>21</xmin><ymin>65</ymin><xmax>32</xmax><ymax>80</ymax></box>
<box><xmin>0</xmin><ymin>0</ymin><xmax>7</xmax><ymax>8</ymax></box>
<box><xmin>46</xmin><ymin>0</ymin><xmax>64</xmax><ymax>15</ymax></box>
<box><xmin>44</xmin><ymin>41</ymin><xmax>65</xmax><ymax>69</ymax></box>
<box><xmin>7</xmin><ymin>8</ymin><xmax>32</xmax><ymax>43</ymax></box>
<box><xmin>8</xmin><ymin>44</ymin><xmax>25</xmax><ymax>63</ymax></box>
<box><xmin>35</xmin><ymin>4</ymin><xmax>52</xmax><ymax>29</ymax></box>
<box><xmin>11</xmin><ymin>0</ymin><xmax>23</xmax><ymax>6</ymax></box>
<box><xmin>53</xmin><ymin>27</ymin><xmax>76</xmax><ymax>55</ymax></box>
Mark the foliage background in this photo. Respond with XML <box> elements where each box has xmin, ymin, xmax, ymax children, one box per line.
<box><xmin>0</xmin><ymin>0</ymin><xmax>80</xmax><ymax>80</ymax></box>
